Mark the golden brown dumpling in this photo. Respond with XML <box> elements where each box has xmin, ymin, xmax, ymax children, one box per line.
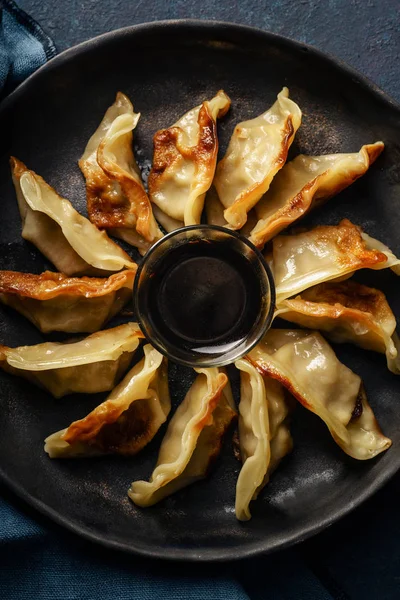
<box><xmin>0</xmin><ymin>270</ymin><xmax>135</xmax><ymax>333</ymax></box>
<box><xmin>248</xmin><ymin>329</ymin><xmax>391</xmax><ymax>460</ymax></box>
<box><xmin>11</xmin><ymin>158</ymin><xmax>136</xmax><ymax>275</ymax></box>
<box><xmin>235</xmin><ymin>358</ymin><xmax>292</xmax><ymax>521</ymax></box>
<box><xmin>250</xmin><ymin>142</ymin><xmax>384</xmax><ymax>248</ymax></box>
<box><xmin>79</xmin><ymin>92</ymin><xmax>162</xmax><ymax>255</ymax></box>
<box><xmin>148</xmin><ymin>90</ymin><xmax>231</xmax><ymax>229</ymax></box>
<box><xmin>271</xmin><ymin>219</ymin><xmax>399</xmax><ymax>303</ymax></box>
<box><xmin>214</xmin><ymin>88</ymin><xmax>302</xmax><ymax>230</ymax></box>
<box><xmin>129</xmin><ymin>368</ymin><xmax>237</xmax><ymax>507</ymax></box>
<box><xmin>45</xmin><ymin>345</ymin><xmax>170</xmax><ymax>457</ymax></box>
<box><xmin>275</xmin><ymin>280</ymin><xmax>400</xmax><ymax>374</ymax></box>
<box><xmin>0</xmin><ymin>323</ymin><xmax>143</xmax><ymax>398</ymax></box>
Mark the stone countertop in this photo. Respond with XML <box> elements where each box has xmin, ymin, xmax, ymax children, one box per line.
<box><xmin>19</xmin><ymin>0</ymin><xmax>400</xmax><ymax>101</ymax></box>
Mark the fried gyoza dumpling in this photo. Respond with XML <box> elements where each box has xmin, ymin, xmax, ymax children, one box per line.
<box><xmin>148</xmin><ymin>90</ymin><xmax>231</xmax><ymax>229</ymax></box>
<box><xmin>248</xmin><ymin>330</ymin><xmax>391</xmax><ymax>459</ymax></box>
<box><xmin>0</xmin><ymin>270</ymin><xmax>135</xmax><ymax>333</ymax></box>
<box><xmin>235</xmin><ymin>358</ymin><xmax>292</xmax><ymax>521</ymax></box>
<box><xmin>11</xmin><ymin>158</ymin><xmax>136</xmax><ymax>276</ymax></box>
<box><xmin>271</xmin><ymin>219</ymin><xmax>400</xmax><ymax>303</ymax></box>
<box><xmin>275</xmin><ymin>280</ymin><xmax>400</xmax><ymax>374</ymax></box>
<box><xmin>214</xmin><ymin>88</ymin><xmax>302</xmax><ymax>230</ymax></box>
<box><xmin>45</xmin><ymin>345</ymin><xmax>170</xmax><ymax>457</ymax></box>
<box><xmin>79</xmin><ymin>92</ymin><xmax>162</xmax><ymax>255</ymax></box>
<box><xmin>129</xmin><ymin>368</ymin><xmax>237</xmax><ymax>507</ymax></box>
<box><xmin>0</xmin><ymin>323</ymin><xmax>143</xmax><ymax>398</ymax></box>
<box><xmin>250</xmin><ymin>142</ymin><xmax>384</xmax><ymax>248</ymax></box>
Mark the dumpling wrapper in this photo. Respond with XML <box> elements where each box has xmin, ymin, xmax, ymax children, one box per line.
<box><xmin>360</xmin><ymin>233</ymin><xmax>400</xmax><ymax>276</ymax></box>
<box><xmin>0</xmin><ymin>269</ymin><xmax>135</xmax><ymax>333</ymax></box>
<box><xmin>214</xmin><ymin>87</ymin><xmax>302</xmax><ymax>230</ymax></box>
<box><xmin>205</xmin><ymin>185</ymin><xmax>227</xmax><ymax>227</ymax></box>
<box><xmin>0</xmin><ymin>323</ymin><xmax>143</xmax><ymax>398</ymax></box>
<box><xmin>248</xmin><ymin>329</ymin><xmax>391</xmax><ymax>460</ymax></box>
<box><xmin>271</xmin><ymin>219</ymin><xmax>400</xmax><ymax>303</ymax></box>
<box><xmin>250</xmin><ymin>142</ymin><xmax>384</xmax><ymax>248</ymax></box>
<box><xmin>205</xmin><ymin>186</ymin><xmax>259</xmax><ymax>237</ymax></box>
<box><xmin>79</xmin><ymin>92</ymin><xmax>162</xmax><ymax>255</ymax></box>
<box><xmin>11</xmin><ymin>158</ymin><xmax>136</xmax><ymax>276</ymax></box>
<box><xmin>129</xmin><ymin>367</ymin><xmax>237</xmax><ymax>507</ymax></box>
<box><xmin>148</xmin><ymin>90</ymin><xmax>231</xmax><ymax>229</ymax></box>
<box><xmin>235</xmin><ymin>358</ymin><xmax>292</xmax><ymax>521</ymax></box>
<box><xmin>151</xmin><ymin>204</ymin><xmax>184</xmax><ymax>233</ymax></box>
<box><xmin>275</xmin><ymin>280</ymin><xmax>400</xmax><ymax>374</ymax></box>
<box><xmin>45</xmin><ymin>344</ymin><xmax>170</xmax><ymax>457</ymax></box>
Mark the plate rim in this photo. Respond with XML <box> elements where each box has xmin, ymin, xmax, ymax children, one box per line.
<box><xmin>1</xmin><ymin>18</ymin><xmax>399</xmax><ymax>562</ymax></box>
<box><xmin>2</xmin><ymin>19</ymin><xmax>400</xmax><ymax>114</ymax></box>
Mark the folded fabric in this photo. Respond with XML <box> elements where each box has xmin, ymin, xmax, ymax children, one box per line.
<box><xmin>0</xmin><ymin>0</ymin><xmax>56</xmax><ymax>95</ymax></box>
<box><xmin>0</xmin><ymin>485</ymin><xmax>335</xmax><ymax>600</ymax></box>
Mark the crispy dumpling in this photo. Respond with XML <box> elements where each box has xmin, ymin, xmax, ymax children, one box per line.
<box><xmin>129</xmin><ymin>368</ymin><xmax>237</xmax><ymax>507</ymax></box>
<box><xmin>148</xmin><ymin>90</ymin><xmax>231</xmax><ymax>229</ymax></box>
<box><xmin>0</xmin><ymin>323</ymin><xmax>143</xmax><ymax>398</ymax></box>
<box><xmin>360</xmin><ymin>232</ymin><xmax>400</xmax><ymax>275</ymax></box>
<box><xmin>0</xmin><ymin>270</ymin><xmax>135</xmax><ymax>333</ymax></box>
<box><xmin>271</xmin><ymin>219</ymin><xmax>399</xmax><ymax>303</ymax></box>
<box><xmin>275</xmin><ymin>280</ymin><xmax>400</xmax><ymax>374</ymax></box>
<box><xmin>79</xmin><ymin>92</ymin><xmax>162</xmax><ymax>255</ymax></box>
<box><xmin>248</xmin><ymin>329</ymin><xmax>391</xmax><ymax>459</ymax></box>
<box><xmin>214</xmin><ymin>88</ymin><xmax>302</xmax><ymax>230</ymax></box>
<box><xmin>45</xmin><ymin>345</ymin><xmax>170</xmax><ymax>457</ymax></box>
<box><xmin>11</xmin><ymin>158</ymin><xmax>136</xmax><ymax>276</ymax></box>
<box><xmin>235</xmin><ymin>358</ymin><xmax>292</xmax><ymax>521</ymax></box>
<box><xmin>250</xmin><ymin>142</ymin><xmax>384</xmax><ymax>248</ymax></box>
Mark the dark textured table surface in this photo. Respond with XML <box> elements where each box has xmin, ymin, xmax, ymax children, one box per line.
<box><xmin>9</xmin><ymin>1</ymin><xmax>400</xmax><ymax>598</ymax></box>
<box><xmin>19</xmin><ymin>0</ymin><xmax>400</xmax><ymax>102</ymax></box>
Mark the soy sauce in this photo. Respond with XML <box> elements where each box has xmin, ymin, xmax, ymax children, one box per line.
<box><xmin>145</xmin><ymin>239</ymin><xmax>263</xmax><ymax>356</ymax></box>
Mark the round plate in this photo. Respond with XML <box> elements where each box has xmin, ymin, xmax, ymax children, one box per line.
<box><xmin>0</xmin><ymin>20</ymin><xmax>400</xmax><ymax>562</ymax></box>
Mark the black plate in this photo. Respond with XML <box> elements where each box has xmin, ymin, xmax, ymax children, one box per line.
<box><xmin>0</xmin><ymin>20</ymin><xmax>400</xmax><ymax>562</ymax></box>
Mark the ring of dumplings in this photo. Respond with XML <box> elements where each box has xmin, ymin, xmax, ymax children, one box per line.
<box><xmin>1</xmin><ymin>86</ymin><xmax>396</xmax><ymax>523</ymax></box>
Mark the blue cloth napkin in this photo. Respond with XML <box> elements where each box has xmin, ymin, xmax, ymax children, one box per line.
<box><xmin>0</xmin><ymin>0</ymin><xmax>55</xmax><ymax>95</ymax></box>
<box><xmin>1</xmin><ymin>2</ymin><xmax>399</xmax><ymax>598</ymax></box>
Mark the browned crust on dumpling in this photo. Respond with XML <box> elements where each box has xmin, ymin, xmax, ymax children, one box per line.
<box><xmin>10</xmin><ymin>156</ymin><xmax>26</xmax><ymax>182</ymax></box>
<box><xmin>0</xmin><ymin>270</ymin><xmax>136</xmax><ymax>300</ymax></box>
<box><xmin>63</xmin><ymin>357</ymin><xmax>168</xmax><ymax>456</ymax></box>
<box><xmin>199</xmin><ymin>389</ymin><xmax>238</xmax><ymax>475</ymax></box>
<box><xmin>80</xmin><ymin>162</ymin><xmax>132</xmax><ymax>230</ymax></box>
<box><xmin>97</xmin><ymin>146</ymin><xmax>157</xmax><ymax>243</ymax></box>
<box><xmin>148</xmin><ymin>100</ymin><xmax>222</xmax><ymax>199</ymax></box>
<box><xmin>298</xmin><ymin>280</ymin><xmax>391</xmax><ymax>320</ymax></box>
<box><xmin>223</xmin><ymin>115</ymin><xmax>295</xmax><ymax>229</ymax></box>
<box><xmin>247</xmin><ymin>357</ymin><xmax>312</xmax><ymax>410</ymax></box>
<box><xmin>68</xmin><ymin>399</ymin><xmax>160</xmax><ymax>456</ymax></box>
<box><xmin>251</xmin><ymin>143</ymin><xmax>384</xmax><ymax>248</ymax></box>
<box><xmin>246</xmin><ymin>355</ymin><xmax>325</xmax><ymax>413</ymax></box>
<box><xmin>308</xmin><ymin>219</ymin><xmax>388</xmax><ymax>268</ymax></box>
<box><xmin>192</xmin><ymin>372</ymin><xmax>228</xmax><ymax>433</ymax></box>
<box><xmin>248</xmin><ymin>352</ymin><xmax>366</xmax><ymax>426</ymax></box>
<box><xmin>79</xmin><ymin>92</ymin><xmax>158</xmax><ymax>242</ymax></box>
<box><xmin>277</xmin><ymin>281</ymin><xmax>396</xmax><ymax>356</ymax></box>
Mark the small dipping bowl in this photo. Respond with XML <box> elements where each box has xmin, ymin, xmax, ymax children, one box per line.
<box><xmin>133</xmin><ymin>225</ymin><xmax>275</xmax><ymax>367</ymax></box>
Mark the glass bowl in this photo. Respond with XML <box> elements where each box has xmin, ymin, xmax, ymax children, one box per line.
<box><xmin>133</xmin><ymin>225</ymin><xmax>275</xmax><ymax>367</ymax></box>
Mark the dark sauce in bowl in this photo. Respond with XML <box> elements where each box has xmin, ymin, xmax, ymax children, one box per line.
<box><xmin>134</xmin><ymin>226</ymin><xmax>275</xmax><ymax>367</ymax></box>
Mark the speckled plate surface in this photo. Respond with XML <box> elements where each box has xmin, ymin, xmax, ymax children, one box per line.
<box><xmin>0</xmin><ymin>20</ymin><xmax>399</xmax><ymax>562</ymax></box>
